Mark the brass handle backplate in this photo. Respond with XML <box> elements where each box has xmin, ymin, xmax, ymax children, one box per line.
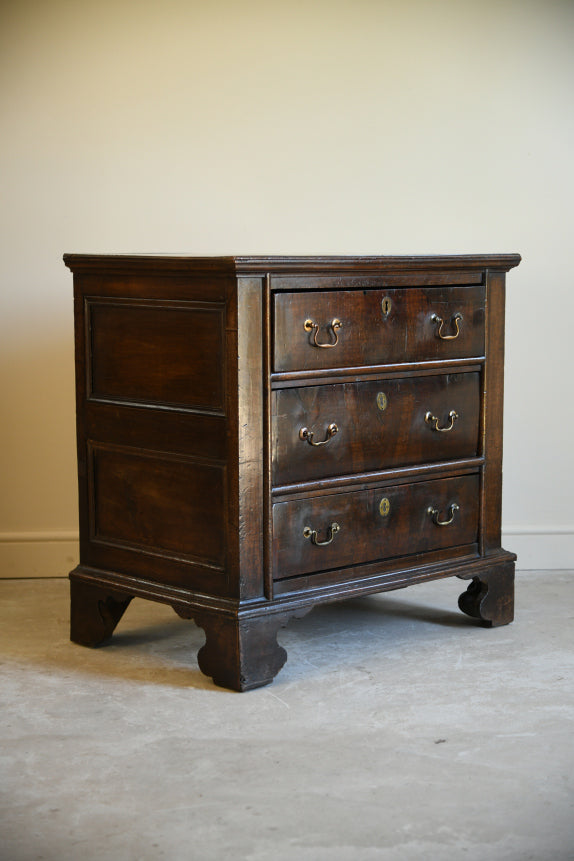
<box><xmin>427</xmin><ymin>503</ymin><xmax>460</xmax><ymax>526</ymax></box>
<box><xmin>299</xmin><ymin>423</ymin><xmax>339</xmax><ymax>447</ymax></box>
<box><xmin>303</xmin><ymin>522</ymin><xmax>340</xmax><ymax>546</ymax></box>
<box><xmin>431</xmin><ymin>312</ymin><xmax>463</xmax><ymax>340</ymax></box>
<box><xmin>425</xmin><ymin>410</ymin><xmax>458</xmax><ymax>433</ymax></box>
<box><xmin>304</xmin><ymin>318</ymin><xmax>342</xmax><ymax>348</ymax></box>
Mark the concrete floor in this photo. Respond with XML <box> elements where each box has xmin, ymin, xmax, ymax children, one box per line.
<box><xmin>1</xmin><ymin>571</ymin><xmax>573</xmax><ymax>861</ymax></box>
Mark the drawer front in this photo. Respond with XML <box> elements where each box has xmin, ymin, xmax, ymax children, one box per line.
<box><xmin>273</xmin><ymin>372</ymin><xmax>480</xmax><ymax>486</ymax></box>
<box><xmin>273</xmin><ymin>474</ymin><xmax>479</xmax><ymax>580</ymax></box>
<box><xmin>273</xmin><ymin>286</ymin><xmax>485</xmax><ymax>373</ymax></box>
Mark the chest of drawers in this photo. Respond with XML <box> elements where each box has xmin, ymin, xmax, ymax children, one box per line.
<box><xmin>65</xmin><ymin>253</ymin><xmax>520</xmax><ymax>690</ymax></box>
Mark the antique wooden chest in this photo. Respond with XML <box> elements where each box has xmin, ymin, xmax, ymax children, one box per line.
<box><xmin>64</xmin><ymin>254</ymin><xmax>521</xmax><ymax>690</ymax></box>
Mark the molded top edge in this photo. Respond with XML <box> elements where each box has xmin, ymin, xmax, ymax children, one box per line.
<box><xmin>63</xmin><ymin>253</ymin><xmax>521</xmax><ymax>274</ymax></box>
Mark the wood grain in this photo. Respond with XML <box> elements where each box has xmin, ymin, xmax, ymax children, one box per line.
<box><xmin>273</xmin><ymin>286</ymin><xmax>485</xmax><ymax>372</ymax></box>
<box><xmin>273</xmin><ymin>474</ymin><xmax>480</xmax><ymax>579</ymax></box>
<box><xmin>88</xmin><ymin>299</ymin><xmax>225</xmax><ymax>412</ymax></box>
<box><xmin>273</xmin><ymin>372</ymin><xmax>480</xmax><ymax>485</ymax></box>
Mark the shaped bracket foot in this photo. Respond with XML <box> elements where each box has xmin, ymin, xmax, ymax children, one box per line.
<box><xmin>70</xmin><ymin>578</ymin><xmax>132</xmax><ymax>647</ymax></box>
<box><xmin>458</xmin><ymin>562</ymin><xmax>514</xmax><ymax>627</ymax></box>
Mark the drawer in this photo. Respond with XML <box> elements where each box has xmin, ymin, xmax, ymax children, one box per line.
<box><xmin>273</xmin><ymin>286</ymin><xmax>485</xmax><ymax>373</ymax></box>
<box><xmin>273</xmin><ymin>474</ymin><xmax>479</xmax><ymax>580</ymax></box>
<box><xmin>272</xmin><ymin>372</ymin><xmax>480</xmax><ymax>486</ymax></box>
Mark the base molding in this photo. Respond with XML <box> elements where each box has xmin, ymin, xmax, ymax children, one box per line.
<box><xmin>0</xmin><ymin>533</ymin><xmax>79</xmax><ymax>578</ymax></box>
<box><xmin>502</xmin><ymin>529</ymin><xmax>574</xmax><ymax>570</ymax></box>
<box><xmin>69</xmin><ymin>550</ymin><xmax>516</xmax><ymax>617</ymax></box>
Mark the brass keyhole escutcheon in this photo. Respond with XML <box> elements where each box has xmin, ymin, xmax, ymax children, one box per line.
<box><xmin>379</xmin><ymin>497</ymin><xmax>390</xmax><ymax>517</ymax></box>
<box><xmin>376</xmin><ymin>392</ymin><xmax>388</xmax><ymax>412</ymax></box>
<box><xmin>381</xmin><ymin>296</ymin><xmax>392</xmax><ymax>318</ymax></box>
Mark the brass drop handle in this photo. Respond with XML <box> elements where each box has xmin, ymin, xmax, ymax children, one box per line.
<box><xmin>299</xmin><ymin>423</ymin><xmax>339</xmax><ymax>447</ymax></box>
<box><xmin>425</xmin><ymin>410</ymin><xmax>458</xmax><ymax>432</ymax></box>
<box><xmin>304</xmin><ymin>318</ymin><xmax>342</xmax><ymax>348</ymax></box>
<box><xmin>431</xmin><ymin>312</ymin><xmax>463</xmax><ymax>340</ymax></box>
<box><xmin>303</xmin><ymin>522</ymin><xmax>340</xmax><ymax>546</ymax></box>
<box><xmin>427</xmin><ymin>503</ymin><xmax>460</xmax><ymax>526</ymax></box>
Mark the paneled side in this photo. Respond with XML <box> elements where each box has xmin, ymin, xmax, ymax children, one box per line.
<box><xmin>87</xmin><ymin>298</ymin><xmax>225</xmax><ymax>412</ymax></box>
<box><xmin>73</xmin><ymin>271</ymin><xmax>235</xmax><ymax>597</ymax></box>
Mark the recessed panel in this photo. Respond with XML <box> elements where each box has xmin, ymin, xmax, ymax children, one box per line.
<box><xmin>90</xmin><ymin>444</ymin><xmax>225</xmax><ymax>569</ymax></box>
<box><xmin>88</xmin><ymin>300</ymin><xmax>224</xmax><ymax>411</ymax></box>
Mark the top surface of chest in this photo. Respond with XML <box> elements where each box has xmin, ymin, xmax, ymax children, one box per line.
<box><xmin>63</xmin><ymin>253</ymin><xmax>521</xmax><ymax>273</ymax></box>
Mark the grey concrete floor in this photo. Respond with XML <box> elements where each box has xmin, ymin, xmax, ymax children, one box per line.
<box><xmin>1</xmin><ymin>571</ymin><xmax>573</xmax><ymax>861</ymax></box>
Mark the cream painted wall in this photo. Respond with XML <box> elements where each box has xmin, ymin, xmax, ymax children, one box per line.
<box><xmin>1</xmin><ymin>0</ymin><xmax>573</xmax><ymax>576</ymax></box>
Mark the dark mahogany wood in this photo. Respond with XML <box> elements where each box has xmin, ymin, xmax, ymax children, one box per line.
<box><xmin>65</xmin><ymin>254</ymin><xmax>520</xmax><ymax>690</ymax></box>
<box><xmin>480</xmin><ymin>269</ymin><xmax>508</xmax><ymax>554</ymax></box>
<box><xmin>89</xmin><ymin>444</ymin><xmax>226</xmax><ymax>568</ymax></box>
<box><xmin>88</xmin><ymin>299</ymin><xmax>225</xmax><ymax>411</ymax></box>
<box><xmin>273</xmin><ymin>473</ymin><xmax>480</xmax><ymax>580</ymax></box>
<box><xmin>273</xmin><ymin>286</ymin><xmax>485</xmax><ymax>373</ymax></box>
<box><xmin>63</xmin><ymin>253</ymin><xmax>521</xmax><ymax>275</ymax></box>
<box><xmin>273</xmin><ymin>371</ymin><xmax>480</xmax><ymax>485</ymax></box>
<box><xmin>458</xmin><ymin>561</ymin><xmax>515</xmax><ymax>627</ymax></box>
<box><xmin>194</xmin><ymin>610</ymin><xmax>297</xmax><ymax>691</ymax></box>
<box><xmin>70</xmin><ymin>578</ymin><xmax>132</xmax><ymax>647</ymax></box>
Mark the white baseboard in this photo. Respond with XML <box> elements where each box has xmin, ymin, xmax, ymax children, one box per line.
<box><xmin>0</xmin><ymin>532</ymin><xmax>79</xmax><ymax>578</ymax></box>
<box><xmin>0</xmin><ymin>529</ymin><xmax>571</xmax><ymax>578</ymax></box>
<box><xmin>502</xmin><ymin>528</ymin><xmax>574</xmax><ymax>570</ymax></box>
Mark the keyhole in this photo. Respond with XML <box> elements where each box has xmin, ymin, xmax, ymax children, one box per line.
<box><xmin>381</xmin><ymin>296</ymin><xmax>392</xmax><ymax>317</ymax></box>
